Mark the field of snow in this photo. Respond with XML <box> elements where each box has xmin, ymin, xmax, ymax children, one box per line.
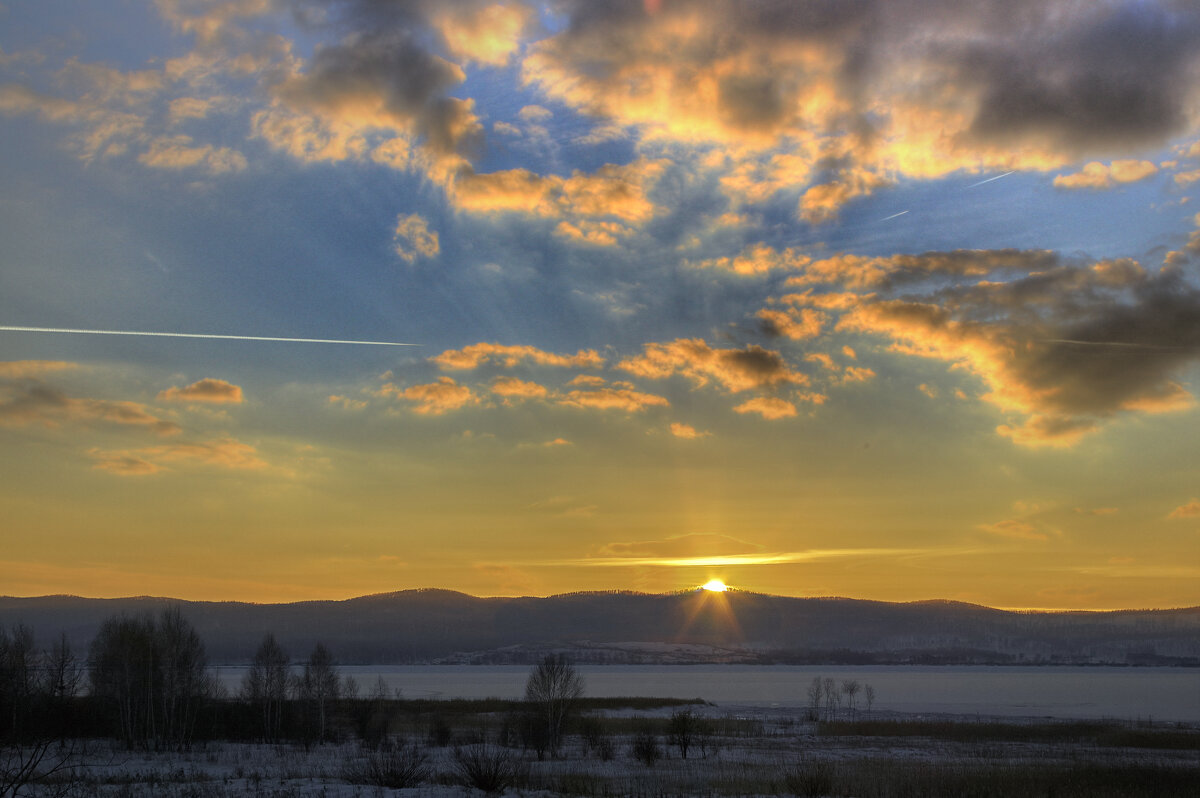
<box><xmin>11</xmin><ymin>703</ymin><xmax>1200</xmax><ymax>797</ymax></box>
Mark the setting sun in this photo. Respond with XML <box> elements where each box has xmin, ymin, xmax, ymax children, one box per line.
<box><xmin>701</xmin><ymin>579</ymin><xmax>729</xmax><ymax>592</ymax></box>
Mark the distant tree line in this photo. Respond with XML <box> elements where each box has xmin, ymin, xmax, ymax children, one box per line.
<box><xmin>1</xmin><ymin>613</ymin><xmax>593</xmax><ymax>755</ymax></box>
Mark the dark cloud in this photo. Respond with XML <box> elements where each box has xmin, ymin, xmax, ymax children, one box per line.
<box><xmin>957</xmin><ymin>3</ymin><xmax>1200</xmax><ymax>154</ymax></box>
<box><xmin>277</xmin><ymin>29</ymin><xmax>482</xmax><ymax>159</ymax></box>
<box><xmin>0</xmin><ymin>382</ymin><xmax>180</xmax><ymax>435</ymax></box>
<box><xmin>836</xmin><ymin>256</ymin><xmax>1200</xmax><ymax>444</ymax></box>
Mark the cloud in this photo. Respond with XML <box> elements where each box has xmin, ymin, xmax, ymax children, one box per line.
<box><xmin>449</xmin><ymin>159</ymin><xmax>664</xmax><ymax>223</ymax></box>
<box><xmin>759</xmin><ymin>307</ymin><xmax>825</xmax><ymax>340</ymax></box>
<box><xmin>833</xmin><ymin>257</ymin><xmax>1200</xmax><ymax>445</ymax></box>
<box><xmin>433</xmin><ymin>343</ymin><xmax>604</xmax><ymax>370</ymax></box>
<box><xmin>523</xmin><ymin>1</ymin><xmax>1200</xmax><ymax>219</ymax></box>
<box><xmin>669</xmin><ymin>422</ymin><xmax>708</xmax><ymax>439</ymax></box>
<box><xmin>787</xmin><ymin>249</ymin><xmax>1059</xmax><ymax>291</ymax></box>
<box><xmin>158</xmin><ymin>378</ymin><xmax>244</xmax><ymax>404</ymax></box>
<box><xmin>1053</xmin><ymin>160</ymin><xmax>1158</xmax><ymax>190</ymax></box>
<box><xmin>597</xmin><ymin>533</ymin><xmax>763</xmax><ymax>559</ymax></box>
<box><xmin>1175</xmin><ymin>168</ymin><xmax>1200</xmax><ymax>186</ymax></box>
<box><xmin>0</xmin><ymin>361</ymin><xmax>78</xmax><ymax>378</ymax></box>
<box><xmin>138</xmin><ymin>135</ymin><xmax>247</xmax><ymax>173</ymax></box>
<box><xmin>688</xmin><ymin>244</ymin><xmax>810</xmax><ymax>277</ymax></box>
<box><xmin>490</xmin><ymin>376</ymin><xmax>548</xmax><ymax>400</ymax></box>
<box><xmin>387</xmin><ymin>376</ymin><xmax>478</xmax><ymax>415</ymax></box>
<box><xmin>432</xmin><ymin>2</ymin><xmax>532</xmax><ymax>66</ymax></box>
<box><xmin>1168</xmin><ymin>499</ymin><xmax>1200</xmax><ymax>520</ymax></box>
<box><xmin>558</xmin><ymin>387</ymin><xmax>669</xmax><ymax>413</ymax></box>
<box><xmin>0</xmin><ymin>382</ymin><xmax>179</xmax><ymax>435</ymax></box>
<box><xmin>733</xmin><ymin>397</ymin><xmax>797</xmax><ymax>420</ymax></box>
<box><xmin>88</xmin><ymin>451</ymin><xmax>163</xmax><ymax>476</ymax></box>
<box><xmin>619</xmin><ymin>339</ymin><xmax>808</xmax><ymax>393</ymax></box>
<box><xmin>980</xmin><ymin>518</ymin><xmax>1047</xmax><ymax>541</ymax></box>
<box><xmin>88</xmin><ymin>437</ymin><xmax>267</xmax><ymax>474</ymax></box>
<box><xmin>392</xmin><ymin>213</ymin><xmax>440</xmax><ymax>262</ymax></box>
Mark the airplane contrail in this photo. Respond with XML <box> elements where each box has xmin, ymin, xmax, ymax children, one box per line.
<box><xmin>1042</xmin><ymin>338</ymin><xmax>1182</xmax><ymax>351</ymax></box>
<box><xmin>879</xmin><ymin>210</ymin><xmax>909</xmax><ymax>222</ymax></box>
<box><xmin>0</xmin><ymin>325</ymin><xmax>418</xmax><ymax>347</ymax></box>
<box><xmin>967</xmin><ymin>171</ymin><xmax>1015</xmax><ymax>188</ymax></box>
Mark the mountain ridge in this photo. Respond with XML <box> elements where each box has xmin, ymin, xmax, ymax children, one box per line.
<box><xmin>2</xmin><ymin>590</ymin><xmax>1197</xmax><ymax>666</ymax></box>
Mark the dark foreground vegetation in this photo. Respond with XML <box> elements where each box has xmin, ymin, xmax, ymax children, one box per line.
<box><xmin>4</xmin><ymin>612</ymin><xmax>1199</xmax><ymax>796</ymax></box>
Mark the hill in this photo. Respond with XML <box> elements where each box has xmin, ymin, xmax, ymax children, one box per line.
<box><xmin>2</xmin><ymin>590</ymin><xmax>1198</xmax><ymax>666</ymax></box>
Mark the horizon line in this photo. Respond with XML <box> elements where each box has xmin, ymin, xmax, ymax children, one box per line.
<box><xmin>3</xmin><ymin>588</ymin><xmax>1195</xmax><ymax>614</ymax></box>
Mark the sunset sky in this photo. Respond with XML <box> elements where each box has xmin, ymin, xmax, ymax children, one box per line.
<box><xmin>2</xmin><ymin>0</ymin><xmax>1200</xmax><ymax>609</ymax></box>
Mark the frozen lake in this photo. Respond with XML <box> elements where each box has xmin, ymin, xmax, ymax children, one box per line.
<box><xmin>212</xmin><ymin>664</ymin><xmax>1200</xmax><ymax>722</ymax></box>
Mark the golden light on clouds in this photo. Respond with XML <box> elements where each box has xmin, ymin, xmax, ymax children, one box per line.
<box><xmin>2</xmin><ymin>1</ymin><xmax>1200</xmax><ymax>608</ymax></box>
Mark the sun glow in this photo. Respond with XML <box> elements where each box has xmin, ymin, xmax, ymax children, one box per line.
<box><xmin>701</xmin><ymin>579</ymin><xmax>728</xmax><ymax>592</ymax></box>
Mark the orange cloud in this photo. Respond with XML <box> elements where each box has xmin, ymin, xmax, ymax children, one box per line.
<box><xmin>0</xmin><ymin>361</ymin><xmax>78</xmax><ymax>378</ymax></box>
<box><xmin>0</xmin><ymin>383</ymin><xmax>179</xmax><ymax>435</ymax></box>
<box><xmin>89</xmin><ymin>437</ymin><xmax>267</xmax><ymax>475</ymax></box>
<box><xmin>138</xmin><ymin>134</ymin><xmax>246</xmax><ymax>173</ymax></box>
<box><xmin>1054</xmin><ymin>160</ymin><xmax>1158</xmax><ymax>190</ymax></box>
<box><xmin>558</xmin><ymin>387</ymin><xmax>669</xmax><ymax>413</ymax></box>
<box><xmin>490</xmin><ymin>376</ymin><xmax>548</xmax><ymax>400</ymax></box>
<box><xmin>567</xmin><ymin>374</ymin><xmax>606</xmax><ymax>387</ymax></box>
<box><xmin>158</xmin><ymin>378</ymin><xmax>244</xmax><ymax>404</ymax></box>
<box><xmin>390</xmin><ymin>377</ymin><xmax>478</xmax><ymax>415</ymax></box>
<box><xmin>981</xmin><ymin>519</ymin><xmax>1047</xmax><ymax>541</ymax></box>
<box><xmin>432</xmin><ymin>2</ymin><xmax>532</xmax><ymax>67</ymax></box>
<box><xmin>619</xmin><ymin>338</ymin><xmax>807</xmax><ymax>393</ymax></box>
<box><xmin>450</xmin><ymin>159</ymin><xmax>664</xmax><ymax>223</ymax></box>
<box><xmin>733</xmin><ymin>397</ymin><xmax>797</xmax><ymax>420</ymax></box>
<box><xmin>689</xmin><ymin>243</ymin><xmax>810</xmax><ymax>277</ymax></box>
<box><xmin>1168</xmin><ymin>499</ymin><xmax>1200</xmax><ymax>520</ymax></box>
<box><xmin>669</xmin><ymin>422</ymin><xmax>708</xmax><ymax>439</ymax></box>
<box><xmin>758</xmin><ymin>307</ymin><xmax>826</xmax><ymax>340</ymax></box>
<box><xmin>392</xmin><ymin>213</ymin><xmax>440</xmax><ymax>262</ymax></box>
<box><xmin>433</xmin><ymin>343</ymin><xmax>604</xmax><ymax>370</ymax></box>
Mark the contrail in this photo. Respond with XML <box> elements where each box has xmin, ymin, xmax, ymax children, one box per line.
<box><xmin>1042</xmin><ymin>338</ymin><xmax>1182</xmax><ymax>351</ymax></box>
<box><xmin>879</xmin><ymin>210</ymin><xmax>909</xmax><ymax>222</ymax></box>
<box><xmin>967</xmin><ymin>171</ymin><xmax>1014</xmax><ymax>188</ymax></box>
<box><xmin>0</xmin><ymin>325</ymin><xmax>418</xmax><ymax>347</ymax></box>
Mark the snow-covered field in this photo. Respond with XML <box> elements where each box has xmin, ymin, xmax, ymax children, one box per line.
<box><xmin>11</xmin><ymin>704</ymin><xmax>1200</xmax><ymax>797</ymax></box>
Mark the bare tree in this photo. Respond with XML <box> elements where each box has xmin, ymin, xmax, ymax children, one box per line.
<box><xmin>822</xmin><ymin>677</ymin><xmax>839</xmax><ymax>721</ymax></box>
<box><xmin>241</xmin><ymin>633</ymin><xmax>290</xmax><ymax>742</ymax></box>
<box><xmin>88</xmin><ymin>609</ymin><xmax>212</xmax><ymax>748</ymax></box>
<box><xmin>864</xmin><ymin>683</ymin><xmax>876</xmax><ymax>717</ymax></box>
<box><xmin>0</xmin><ymin>625</ymin><xmax>36</xmax><ymax>739</ymax></box>
<box><xmin>296</xmin><ymin>643</ymin><xmax>340</xmax><ymax>743</ymax></box>
<box><xmin>806</xmin><ymin>677</ymin><xmax>823</xmax><ymax>721</ymax></box>
<box><xmin>523</xmin><ymin>655</ymin><xmax>584</xmax><ymax>758</ymax></box>
<box><xmin>841</xmin><ymin>679</ymin><xmax>861</xmax><ymax>719</ymax></box>
<box><xmin>667</xmin><ymin>709</ymin><xmax>698</xmax><ymax>759</ymax></box>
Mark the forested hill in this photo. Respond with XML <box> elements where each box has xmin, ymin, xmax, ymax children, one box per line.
<box><xmin>2</xmin><ymin>590</ymin><xmax>1198</xmax><ymax>666</ymax></box>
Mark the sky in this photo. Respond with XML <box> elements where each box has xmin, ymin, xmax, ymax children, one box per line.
<box><xmin>2</xmin><ymin>0</ymin><xmax>1200</xmax><ymax>610</ymax></box>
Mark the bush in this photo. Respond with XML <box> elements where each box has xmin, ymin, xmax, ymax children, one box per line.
<box><xmin>631</xmin><ymin>727</ymin><xmax>661</xmax><ymax>766</ymax></box>
<box><xmin>783</xmin><ymin>760</ymin><xmax>838</xmax><ymax>797</ymax></box>
<box><xmin>341</xmin><ymin>740</ymin><xmax>430</xmax><ymax>789</ymax></box>
<box><xmin>452</xmin><ymin>743</ymin><xmax>529</xmax><ymax>793</ymax></box>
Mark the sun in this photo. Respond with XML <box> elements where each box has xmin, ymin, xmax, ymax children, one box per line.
<box><xmin>701</xmin><ymin>579</ymin><xmax>728</xmax><ymax>592</ymax></box>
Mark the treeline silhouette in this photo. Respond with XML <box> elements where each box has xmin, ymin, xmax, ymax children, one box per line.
<box><xmin>3</xmin><ymin>609</ymin><xmax>434</xmax><ymax>750</ymax></box>
<box><xmin>1</xmin><ymin>612</ymin><xmax>609</xmax><ymax>755</ymax></box>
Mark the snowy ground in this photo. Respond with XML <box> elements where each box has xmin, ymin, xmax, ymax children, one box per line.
<box><xmin>11</xmin><ymin>705</ymin><xmax>1200</xmax><ymax>796</ymax></box>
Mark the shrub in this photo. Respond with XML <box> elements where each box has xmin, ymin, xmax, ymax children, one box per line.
<box><xmin>631</xmin><ymin>727</ymin><xmax>661</xmax><ymax>766</ymax></box>
<box><xmin>783</xmin><ymin>760</ymin><xmax>838</xmax><ymax>797</ymax></box>
<box><xmin>341</xmin><ymin>740</ymin><xmax>430</xmax><ymax>789</ymax></box>
<box><xmin>452</xmin><ymin>742</ymin><xmax>529</xmax><ymax>793</ymax></box>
